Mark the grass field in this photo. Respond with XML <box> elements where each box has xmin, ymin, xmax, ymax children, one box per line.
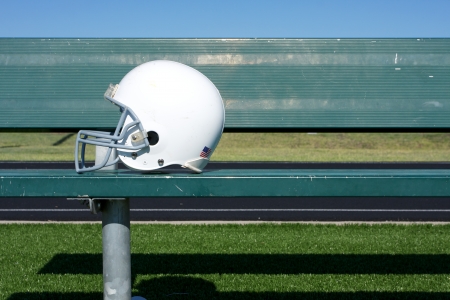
<box><xmin>1</xmin><ymin>223</ymin><xmax>450</xmax><ymax>299</ymax></box>
<box><xmin>1</xmin><ymin>132</ymin><xmax>450</xmax><ymax>162</ymax></box>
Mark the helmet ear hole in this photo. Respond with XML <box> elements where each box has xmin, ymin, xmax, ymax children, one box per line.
<box><xmin>147</xmin><ymin>131</ymin><xmax>159</xmax><ymax>146</ymax></box>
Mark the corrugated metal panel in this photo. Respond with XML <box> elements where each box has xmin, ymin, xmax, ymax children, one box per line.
<box><xmin>1</xmin><ymin>38</ymin><xmax>449</xmax><ymax>130</ymax></box>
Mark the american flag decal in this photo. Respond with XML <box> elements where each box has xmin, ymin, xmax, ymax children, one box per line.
<box><xmin>200</xmin><ymin>146</ymin><xmax>211</xmax><ymax>158</ymax></box>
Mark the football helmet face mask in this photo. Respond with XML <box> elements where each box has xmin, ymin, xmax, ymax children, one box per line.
<box><xmin>75</xmin><ymin>60</ymin><xmax>225</xmax><ymax>173</ymax></box>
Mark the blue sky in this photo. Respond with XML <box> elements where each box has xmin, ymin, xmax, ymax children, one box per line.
<box><xmin>0</xmin><ymin>0</ymin><xmax>449</xmax><ymax>38</ymax></box>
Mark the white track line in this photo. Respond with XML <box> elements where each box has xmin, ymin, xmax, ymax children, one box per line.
<box><xmin>131</xmin><ymin>209</ymin><xmax>450</xmax><ymax>212</ymax></box>
<box><xmin>1</xmin><ymin>209</ymin><xmax>450</xmax><ymax>212</ymax></box>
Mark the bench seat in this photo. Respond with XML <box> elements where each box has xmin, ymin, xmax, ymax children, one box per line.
<box><xmin>1</xmin><ymin>168</ymin><xmax>450</xmax><ymax>197</ymax></box>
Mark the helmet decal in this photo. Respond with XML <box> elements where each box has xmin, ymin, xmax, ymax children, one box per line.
<box><xmin>200</xmin><ymin>146</ymin><xmax>211</xmax><ymax>158</ymax></box>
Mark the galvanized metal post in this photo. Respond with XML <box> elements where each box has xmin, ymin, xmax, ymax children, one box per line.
<box><xmin>102</xmin><ymin>198</ymin><xmax>131</xmax><ymax>300</ymax></box>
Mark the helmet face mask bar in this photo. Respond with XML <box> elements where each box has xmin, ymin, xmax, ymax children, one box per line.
<box><xmin>75</xmin><ymin>84</ymin><xmax>149</xmax><ymax>173</ymax></box>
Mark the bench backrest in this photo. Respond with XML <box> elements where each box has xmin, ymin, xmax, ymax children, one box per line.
<box><xmin>1</xmin><ymin>38</ymin><xmax>449</xmax><ymax>131</ymax></box>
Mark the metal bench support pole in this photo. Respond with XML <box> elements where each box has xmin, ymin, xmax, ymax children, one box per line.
<box><xmin>102</xmin><ymin>198</ymin><xmax>131</xmax><ymax>300</ymax></box>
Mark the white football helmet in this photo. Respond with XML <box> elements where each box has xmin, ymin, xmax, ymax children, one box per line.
<box><xmin>75</xmin><ymin>60</ymin><xmax>225</xmax><ymax>173</ymax></box>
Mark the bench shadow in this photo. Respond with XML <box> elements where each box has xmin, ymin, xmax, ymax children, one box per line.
<box><xmin>7</xmin><ymin>292</ymin><xmax>101</xmax><ymax>300</ymax></box>
<box><xmin>16</xmin><ymin>253</ymin><xmax>449</xmax><ymax>299</ymax></box>
<box><xmin>38</xmin><ymin>253</ymin><xmax>450</xmax><ymax>276</ymax></box>
<box><xmin>8</xmin><ymin>276</ymin><xmax>450</xmax><ymax>299</ymax></box>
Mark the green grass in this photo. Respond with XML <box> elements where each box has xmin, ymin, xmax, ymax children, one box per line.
<box><xmin>1</xmin><ymin>224</ymin><xmax>450</xmax><ymax>299</ymax></box>
<box><xmin>1</xmin><ymin>132</ymin><xmax>450</xmax><ymax>162</ymax></box>
<box><xmin>215</xmin><ymin>132</ymin><xmax>450</xmax><ymax>162</ymax></box>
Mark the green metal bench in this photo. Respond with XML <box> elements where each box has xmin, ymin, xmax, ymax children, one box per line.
<box><xmin>1</xmin><ymin>38</ymin><xmax>450</xmax><ymax>300</ymax></box>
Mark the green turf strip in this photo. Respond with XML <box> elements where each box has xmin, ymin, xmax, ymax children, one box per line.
<box><xmin>1</xmin><ymin>132</ymin><xmax>450</xmax><ymax>162</ymax></box>
<box><xmin>1</xmin><ymin>224</ymin><xmax>450</xmax><ymax>299</ymax></box>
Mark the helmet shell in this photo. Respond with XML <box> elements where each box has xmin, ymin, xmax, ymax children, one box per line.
<box><xmin>113</xmin><ymin>60</ymin><xmax>225</xmax><ymax>171</ymax></box>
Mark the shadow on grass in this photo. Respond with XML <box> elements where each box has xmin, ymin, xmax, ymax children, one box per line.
<box><xmin>39</xmin><ymin>253</ymin><xmax>450</xmax><ymax>275</ymax></box>
<box><xmin>16</xmin><ymin>254</ymin><xmax>449</xmax><ymax>299</ymax></box>
<box><xmin>52</xmin><ymin>133</ymin><xmax>75</xmax><ymax>146</ymax></box>
<box><xmin>8</xmin><ymin>276</ymin><xmax>450</xmax><ymax>300</ymax></box>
